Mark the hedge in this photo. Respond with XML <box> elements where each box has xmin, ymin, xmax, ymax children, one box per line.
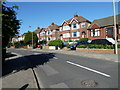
<box><xmin>80</xmin><ymin>38</ymin><xmax>88</xmax><ymax>41</ymax></box>
<box><xmin>77</xmin><ymin>44</ymin><xmax>114</xmax><ymax>49</ymax></box>
<box><xmin>48</xmin><ymin>40</ymin><xmax>63</xmax><ymax>49</ymax></box>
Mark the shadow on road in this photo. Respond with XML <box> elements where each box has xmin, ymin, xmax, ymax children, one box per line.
<box><xmin>2</xmin><ymin>53</ymin><xmax>56</xmax><ymax>77</ymax></box>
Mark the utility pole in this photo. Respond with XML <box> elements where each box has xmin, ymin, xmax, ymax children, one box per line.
<box><xmin>112</xmin><ymin>0</ymin><xmax>118</xmax><ymax>54</ymax></box>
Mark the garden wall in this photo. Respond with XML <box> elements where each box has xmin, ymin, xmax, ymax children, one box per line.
<box><xmin>76</xmin><ymin>48</ymin><xmax>120</xmax><ymax>54</ymax></box>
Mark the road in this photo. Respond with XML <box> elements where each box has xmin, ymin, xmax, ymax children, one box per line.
<box><xmin>7</xmin><ymin>48</ymin><xmax>118</xmax><ymax>88</ymax></box>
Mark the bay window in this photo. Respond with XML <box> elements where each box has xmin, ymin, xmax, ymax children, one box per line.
<box><xmin>91</xmin><ymin>29</ymin><xmax>100</xmax><ymax>37</ymax></box>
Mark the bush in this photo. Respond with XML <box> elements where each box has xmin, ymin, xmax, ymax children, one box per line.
<box><xmin>39</xmin><ymin>40</ymin><xmax>47</xmax><ymax>45</ymax></box>
<box><xmin>7</xmin><ymin>42</ymin><xmax>13</xmax><ymax>48</ymax></box>
<box><xmin>48</xmin><ymin>40</ymin><xmax>63</xmax><ymax>49</ymax></box>
<box><xmin>77</xmin><ymin>45</ymin><xmax>87</xmax><ymax>48</ymax></box>
<box><xmin>66</xmin><ymin>43</ymin><xmax>75</xmax><ymax>48</ymax></box>
<box><xmin>80</xmin><ymin>38</ymin><xmax>88</xmax><ymax>41</ymax></box>
<box><xmin>14</xmin><ymin>42</ymin><xmax>21</xmax><ymax>48</ymax></box>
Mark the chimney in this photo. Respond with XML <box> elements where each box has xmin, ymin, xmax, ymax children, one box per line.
<box><xmin>37</xmin><ymin>27</ymin><xmax>40</xmax><ymax>29</ymax></box>
<box><xmin>74</xmin><ymin>14</ymin><xmax>78</xmax><ymax>18</ymax></box>
<box><xmin>51</xmin><ymin>22</ymin><xmax>55</xmax><ymax>25</ymax></box>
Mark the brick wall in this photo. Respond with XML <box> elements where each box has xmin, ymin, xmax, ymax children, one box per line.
<box><xmin>76</xmin><ymin>48</ymin><xmax>120</xmax><ymax>54</ymax></box>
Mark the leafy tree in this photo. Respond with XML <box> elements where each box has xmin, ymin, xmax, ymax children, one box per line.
<box><xmin>2</xmin><ymin>3</ymin><xmax>20</xmax><ymax>63</ymax></box>
<box><xmin>2</xmin><ymin>3</ymin><xmax>20</xmax><ymax>48</ymax></box>
<box><xmin>24</xmin><ymin>31</ymin><xmax>38</xmax><ymax>45</ymax></box>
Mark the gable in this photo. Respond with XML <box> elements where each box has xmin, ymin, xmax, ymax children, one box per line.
<box><xmin>71</xmin><ymin>20</ymin><xmax>78</xmax><ymax>24</ymax></box>
<box><xmin>90</xmin><ymin>24</ymin><xmax>100</xmax><ymax>29</ymax></box>
<box><xmin>63</xmin><ymin>22</ymin><xmax>68</xmax><ymax>26</ymax></box>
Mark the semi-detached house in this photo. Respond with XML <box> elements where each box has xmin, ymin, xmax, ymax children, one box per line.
<box><xmin>44</xmin><ymin>22</ymin><xmax>59</xmax><ymax>41</ymax></box>
<box><xmin>59</xmin><ymin>14</ymin><xmax>91</xmax><ymax>41</ymax></box>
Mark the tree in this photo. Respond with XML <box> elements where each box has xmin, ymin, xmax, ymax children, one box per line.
<box><xmin>2</xmin><ymin>3</ymin><xmax>20</xmax><ymax>48</ymax></box>
<box><xmin>24</xmin><ymin>31</ymin><xmax>38</xmax><ymax>46</ymax></box>
<box><xmin>2</xmin><ymin>3</ymin><xmax>21</xmax><ymax>63</ymax></box>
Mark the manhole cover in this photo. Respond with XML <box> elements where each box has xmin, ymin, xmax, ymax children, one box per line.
<box><xmin>81</xmin><ymin>80</ymin><xmax>98</xmax><ymax>88</ymax></box>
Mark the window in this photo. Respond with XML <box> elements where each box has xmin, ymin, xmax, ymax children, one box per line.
<box><xmin>72</xmin><ymin>32</ymin><xmax>77</xmax><ymax>37</ymax></box>
<box><xmin>48</xmin><ymin>37</ymin><xmax>50</xmax><ymax>40</ymax></box>
<box><xmin>73</xmin><ymin>23</ymin><xmax>77</xmax><ymax>28</ymax></box>
<box><xmin>106</xmin><ymin>27</ymin><xmax>113</xmax><ymax>36</ymax></box>
<box><xmin>63</xmin><ymin>25</ymin><xmax>70</xmax><ymax>30</ymax></box>
<box><xmin>63</xmin><ymin>33</ymin><xmax>70</xmax><ymax>38</ymax></box>
<box><xmin>59</xmin><ymin>27</ymin><xmax>62</xmax><ymax>31</ymax></box>
<box><xmin>91</xmin><ymin>29</ymin><xmax>100</xmax><ymax>37</ymax></box>
<box><xmin>81</xmin><ymin>23</ymin><xmax>86</xmax><ymax>28</ymax></box>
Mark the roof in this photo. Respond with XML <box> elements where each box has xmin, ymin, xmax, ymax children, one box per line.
<box><xmin>88</xmin><ymin>14</ymin><xmax>120</xmax><ymax>29</ymax></box>
<box><xmin>62</xmin><ymin>15</ymin><xmax>91</xmax><ymax>25</ymax></box>
<box><xmin>47</xmin><ymin>22</ymin><xmax>59</xmax><ymax>30</ymax></box>
<box><xmin>41</xmin><ymin>28</ymin><xmax>47</xmax><ymax>32</ymax></box>
<box><xmin>34</xmin><ymin>27</ymin><xmax>41</xmax><ymax>34</ymax></box>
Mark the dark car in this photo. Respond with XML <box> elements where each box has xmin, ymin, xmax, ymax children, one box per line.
<box><xmin>90</xmin><ymin>39</ymin><xmax>113</xmax><ymax>45</ymax></box>
<box><xmin>70</xmin><ymin>41</ymin><xmax>88</xmax><ymax>50</ymax></box>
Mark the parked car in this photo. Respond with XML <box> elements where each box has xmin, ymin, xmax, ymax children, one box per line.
<box><xmin>36</xmin><ymin>43</ymin><xmax>42</xmax><ymax>48</ymax></box>
<box><xmin>90</xmin><ymin>39</ymin><xmax>113</xmax><ymax>45</ymax></box>
<box><xmin>69</xmin><ymin>41</ymin><xmax>89</xmax><ymax>50</ymax></box>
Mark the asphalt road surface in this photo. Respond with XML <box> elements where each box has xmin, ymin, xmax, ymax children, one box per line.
<box><xmin>7</xmin><ymin>48</ymin><xmax>118</xmax><ymax>89</ymax></box>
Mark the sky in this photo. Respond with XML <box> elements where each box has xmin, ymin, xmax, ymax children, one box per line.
<box><xmin>5</xmin><ymin>2</ymin><xmax>119</xmax><ymax>35</ymax></box>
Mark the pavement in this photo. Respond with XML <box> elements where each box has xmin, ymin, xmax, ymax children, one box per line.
<box><xmin>28</xmin><ymin>48</ymin><xmax>119</xmax><ymax>62</ymax></box>
<box><xmin>2</xmin><ymin>52</ymin><xmax>38</xmax><ymax>89</ymax></box>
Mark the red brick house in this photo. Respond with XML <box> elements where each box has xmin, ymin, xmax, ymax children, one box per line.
<box><xmin>59</xmin><ymin>14</ymin><xmax>91</xmax><ymax>41</ymax></box>
<box><xmin>33</xmin><ymin>27</ymin><xmax>41</xmax><ymax>42</ymax></box>
<box><xmin>39</xmin><ymin>28</ymin><xmax>47</xmax><ymax>41</ymax></box>
<box><xmin>88</xmin><ymin>14</ymin><xmax>120</xmax><ymax>41</ymax></box>
<box><xmin>45</xmin><ymin>22</ymin><xmax>59</xmax><ymax>41</ymax></box>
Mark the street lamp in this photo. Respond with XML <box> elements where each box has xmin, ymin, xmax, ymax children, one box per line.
<box><xmin>112</xmin><ymin>0</ymin><xmax>118</xmax><ymax>54</ymax></box>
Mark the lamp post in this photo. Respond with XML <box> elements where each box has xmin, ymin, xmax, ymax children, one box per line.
<box><xmin>112</xmin><ymin>0</ymin><xmax>118</xmax><ymax>54</ymax></box>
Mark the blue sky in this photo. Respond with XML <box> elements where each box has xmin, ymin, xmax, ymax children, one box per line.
<box><xmin>5</xmin><ymin>2</ymin><xmax>119</xmax><ymax>35</ymax></box>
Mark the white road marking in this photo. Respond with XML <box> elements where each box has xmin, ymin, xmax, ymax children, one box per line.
<box><xmin>33</xmin><ymin>53</ymin><xmax>41</xmax><ymax>55</ymax></box>
<box><xmin>66</xmin><ymin>61</ymin><xmax>111</xmax><ymax>78</ymax></box>
<box><xmin>53</xmin><ymin>57</ymin><xmax>58</xmax><ymax>59</ymax></box>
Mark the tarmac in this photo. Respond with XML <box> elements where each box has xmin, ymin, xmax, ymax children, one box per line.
<box><xmin>1</xmin><ymin>48</ymin><xmax>119</xmax><ymax>89</ymax></box>
<box><xmin>31</xmin><ymin>48</ymin><xmax>119</xmax><ymax>62</ymax></box>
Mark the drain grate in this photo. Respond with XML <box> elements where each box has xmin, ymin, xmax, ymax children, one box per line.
<box><xmin>81</xmin><ymin>80</ymin><xmax>98</xmax><ymax>88</ymax></box>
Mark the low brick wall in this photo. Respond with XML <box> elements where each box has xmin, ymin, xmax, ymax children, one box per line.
<box><xmin>49</xmin><ymin>46</ymin><xmax>60</xmax><ymax>50</ymax></box>
<box><xmin>63</xmin><ymin>47</ymin><xmax>70</xmax><ymax>50</ymax></box>
<box><xmin>43</xmin><ymin>46</ymin><xmax>49</xmax><ymax>49</ymax></box>
<box><xmin>76</xmin><ymin>48</ymin><xmax>120</xmax><ymax>54</ymax></box>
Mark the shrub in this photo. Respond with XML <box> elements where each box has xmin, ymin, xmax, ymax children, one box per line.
<box><xmin>77</xmin><ymin>45</ymin><xmax>87</xmax><ymax>48</ymax></box>
<box><xmin>80</xmin><ymin>38</ymin><xmax>88</xmax><ymax>41</ymax></box>
<box><xmin>77</xmin><ymin>44</ymin><xmax>114</xmax><ymax>49</ymax></box>
<box><xmin>7</xmin><ymin>42</ymin><xmax>13</xmax><ymax>48</ymax></box>
<box><xmin>48</xmin><ymin>40</ymin><xmax>63</xmax><ymax>49</ymax></box>
<box><xmin>14</xmin><ymin>42</ymin><xmax>21</xmax><ymax>48</ymax></box>
<box><xmin>66</xmin><ymin>43</ymin><xmax>75</xmax><ymax>48</ymax></box>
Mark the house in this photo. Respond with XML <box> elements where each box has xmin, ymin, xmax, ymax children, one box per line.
<box><xmin>33</xmin><ymin>27</ymin><xmax>41</xmax><ymax>42</ymax></box>
<box><xmin>12</xmin><ymin>34</ymin><xmax>25</xmax><ymax>43</ymax></box>
<box><xmin>39</xmin><ymin>28</ymin><xmax>47</xmax><ymax>41</ymax></box>
<box><xmin>45</xmin><ymin>22</ymin><xmax>59</xmax><ymax>41</ymax></box>
<box><xmin>59</xmin><ymin>14</ymin><xmax>91</xmax><ymax>41</ymax></box>
<box><xmin>87</xmin><ymin>14</ymin><xmax>120</xmax><ymax>41</ymax></box>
